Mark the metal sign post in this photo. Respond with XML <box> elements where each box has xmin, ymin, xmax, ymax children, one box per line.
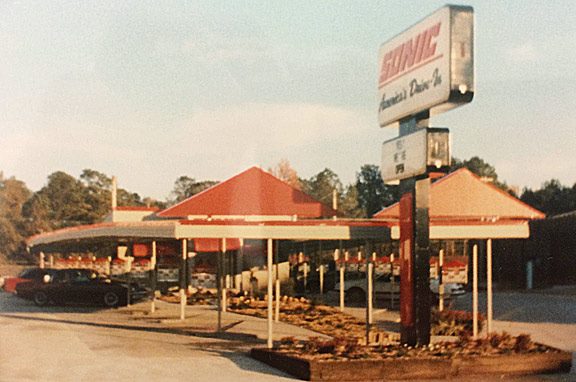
<box><xmin>378</xmin><ymin>5</ymin><xmax>473</xmax><ymax>347</ymax></box>
<box><xmin>414</xmin><ymin>175</ymin><xmax>431</xmax><ymax>345</ymax></box>
<box><xmin>398</xmin><ymin>115</ymin><xmax>432</xmax><ymax>346</ymax></box>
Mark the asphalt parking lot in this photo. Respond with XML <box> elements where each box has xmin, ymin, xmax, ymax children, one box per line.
<box><xmin>0</xmin><ymin>292</ymin><xmax>312</xmax><ymax>382</ymax></box>
<box><xmin>1</xmin><ymin>289</ymin><xmax>575</xmax><ymax>381</ymax></box>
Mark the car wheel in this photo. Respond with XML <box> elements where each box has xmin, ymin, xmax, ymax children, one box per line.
<box><xmin>346</xmin><ymin>287</ymin><xmax>366</xmax><ymax>303</ymax></box>
<box><xmin>33</xmin><ymin>291</ymin><xmax>49</xmax><ymax>307</ymax></box>
<box><xmin>103</xmin><ymin>291</ymin><xmax>120</xmax><ymax>307</ymax></box>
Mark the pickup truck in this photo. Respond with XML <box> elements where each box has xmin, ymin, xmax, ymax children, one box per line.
<box><xmin>334</xmin><ymin>273</ymin><xmax>465</xmax><ymax>302</ymax></box>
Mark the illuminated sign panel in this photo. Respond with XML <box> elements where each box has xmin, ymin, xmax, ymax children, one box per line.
<box><xmin>381</xmin><ymin>128</ymin><xmax>450</xmax><ymax>184</ymax></box>
<box><xmin>378</xmin><ymin>5</ymin><xmax>474</xmax><ymax>127</ymax></box>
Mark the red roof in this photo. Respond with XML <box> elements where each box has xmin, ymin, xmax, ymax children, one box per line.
<box><xmin>157</xmin><ymin>167</ymin><xmax>337</xmax><ymax>219</ymax></box>
<box><xmin>374</xmin><ymin>168</ymin><xmax>544</xmax><ymax>221</ymax></box>
<box><xmin>114</xmin><ymin>206</ymin><xmax>159</xmax><ymax>212</ymax></box>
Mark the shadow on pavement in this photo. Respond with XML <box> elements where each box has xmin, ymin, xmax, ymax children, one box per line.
<box><xmin>198</xmin><ymin>347</ymin><xmax>296</xmax><ymax>380</ymax></box>
<box><xmin>0</xmin><ymin>312</ymin><xmax>264</xmax><ymax>345</ymax></box>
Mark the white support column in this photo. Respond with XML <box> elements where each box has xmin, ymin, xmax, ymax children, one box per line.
<box><xmin>439</xmin><ymin>249</ymin><xmax>444</xmax><ymax>312</ymax></box>
<box><xmin>39</xmin><ymin>252</ymin><xmax>45</xmax><ymax>269</ymax></box>
<box><xmin>367</xmin><ymin>262</ymin><xmax>373</xmax><ymax>325</ymax></box>
<box><xmin>319</xmin><ymin>264</ymin><xmax>325</xmax><ymax>295</ymax></box>
<box><xmin>217</xmin><ymin>239</ymin><xmax>222</xmax><ymax>332</ymax></box>
<box><xmin>239</xmin><ymin>238</ymin><xmax>245</xmax><ymax>291</ymax></box>
<box><xmin>151</xmin><ymin>240</ymin><xmax>157</xmax><ymax>313</ymax></box>
<box><xmin>180</xmin><ymin>239</ymin><xmax>187</xmax><ymax>321</ymax></box>
<box><xmin>364</xmin><ymin>243</ymin><xmax>372</xmax><ymax>345</ymax></box>
<box><xmin>275</xmin><ymin>240</ymin><xmax>280</xmax><ymax>323</ymax></box>
<box><xmin>267</xmin><ymin>238</ymin><xmax>274</xmax><ymax>349</ymax></box>
<box><xmin>303</xmin><ymin>256</ymin><xmax>308</xmax><ymax>292</ymax></box>
<box><xmin>390</xmin><ymin>253</ymin><xmax>396</xmax><ymax>308</ymax></box>
<box><xmin>472</xmin><ymin>244</ymin><xmax>479</xmax><ymax>339</ymax></box>
<box><xmin>336</xmin><ymin>248</ymin><xmax>344</xmax><ymax>312</ymax></box>
<box><xmin>487</xmin><ymin>239</ymin><xmax>493</xmax><ymax>335</ymax></box>
<box><xmin>222</xmin><ymin>238</ymin><xmax>227</xmax><ymax>313</ymax></box>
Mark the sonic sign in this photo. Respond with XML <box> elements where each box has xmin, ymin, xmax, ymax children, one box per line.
<box><xmin>378</xmin><ymin>5</ymin><xmax>474</xmax><ymax>127</ymax></box>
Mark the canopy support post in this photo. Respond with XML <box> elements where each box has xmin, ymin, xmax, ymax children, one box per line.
<box><xmin>472</xmin><ymin>244</ymin><xmax>479</xmax><ymax>338</ymax></box>
<box><xmin>180</xmin><ymin>239</ymin><xmax>187</xmax><ymax>321</ymax></box>
<box><xmin>267</xmin><ymin>238</ymin><xmax>274</xmax><ymax>349</ymax></box>
<box><xmin>151</xmin><ymin>240</ymin><xmax>157</xmax><ymax>313</ymax></box>
<box><xmin>486</xmin><ymin>239</ymin><xmax>493</xmax><ymax>335</ymax></box>
<box><xmin>222</xmin><ymin>239</ymin><xmax>227</xmax><ymax>313</ymax></box>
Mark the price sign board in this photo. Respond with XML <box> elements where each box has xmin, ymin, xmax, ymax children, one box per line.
<box><xmin>381</xmin><ymin>128</ymin><xmax>450</xmax><ymax>184</ymax></box>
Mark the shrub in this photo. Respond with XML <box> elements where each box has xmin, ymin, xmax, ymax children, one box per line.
<box><xmin>431</xmin><ymin>309</ymin><xmax>485</xmax><ymax>337</ymax></box>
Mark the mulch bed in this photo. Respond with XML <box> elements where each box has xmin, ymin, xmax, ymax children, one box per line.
<box><xmin>228</xmin><ymin>295</ymin><xmax>394</xmax><ymax>344</ymax></box>
<box><xmin>251</xmin><ymin>346</ymin><xmax>572</xmax><ymax>381</ymax></box>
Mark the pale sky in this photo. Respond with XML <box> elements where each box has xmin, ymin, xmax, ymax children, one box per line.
<box><xmin>1</xmin><ymin>1</ymin><xmax>575</xmax><ymax>200</ymax></box>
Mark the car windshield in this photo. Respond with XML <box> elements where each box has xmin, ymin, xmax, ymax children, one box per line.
<box><xmin>19</xmin><ymin>269</ymin><xmax>41</xmax><ymax>279</ymax></box>
<box><xmin>70</xmin><ymin>270</ymin><xmax>100</xmax><ymax>282</ymax></box>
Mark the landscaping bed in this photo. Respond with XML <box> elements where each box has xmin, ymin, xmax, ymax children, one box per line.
<box><xmin>160</xmin><ymin>291</ymin><xmax>572</xmax><ymax>379</ymax></box>
<box><xmin>228</xmin><ymin>295</ymin><xmax>394</xmax><ymax>343</ymax></box>
<box><xmin>252</xmin><ymin>334</ymin><xmax>572</xmax><ymax>380</ymax></box>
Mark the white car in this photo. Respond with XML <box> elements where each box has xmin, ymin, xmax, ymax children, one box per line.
<box><xmin>334</xmin><ymin>273</ymin><xmax>465</xmax><ymax>302</ymax></box>
<box><xmin>429</xmin><ymin>278</ymin><xmax>466</xmax><ymax>296</ymax></box>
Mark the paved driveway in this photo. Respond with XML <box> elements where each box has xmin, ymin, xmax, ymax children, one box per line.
<box><xmin>0</xmin><ymin>292</ymin><xmax>296</xmax><ymax>381</ymax></box>
<box><xmin>2</xmin><ymin>289</ymin><xmax>575</xmax><ymax>381</ymax></box>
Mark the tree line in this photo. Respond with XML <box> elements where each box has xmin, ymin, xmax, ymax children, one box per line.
<box><xmin>1</xmin><ymin>157</ymin><xmax>575</xmax><ymax>262</ymax></box>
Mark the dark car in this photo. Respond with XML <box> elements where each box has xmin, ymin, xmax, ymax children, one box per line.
<box><xmin>2</xmin><ymin>268</ymin><xmax>58</xmax><ymax>293</ymax></box>
<box><xmin>16</xmin><ymin>268</ymin><xmax>149</xmax><ymax>307</ymax></box>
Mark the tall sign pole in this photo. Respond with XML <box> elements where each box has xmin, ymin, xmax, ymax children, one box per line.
<box><xmin>398</xmin><ymin>113</ymin><xmax>432</xmax><ymax>345</ymax></box>
<box><xmin>378</xmin><ymin>5</ymin><xmax>474</xmax><ymax>346</ymax></box>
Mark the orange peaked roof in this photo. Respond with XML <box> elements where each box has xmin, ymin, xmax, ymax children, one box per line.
<box><xmin>158</xmin><ymin>167</ymin><xmax>337</xmax><ymax>219</ymax></box>
<box><xmin>374</xmin><ymin>168</ymin><xmax>544</xmax><ymax>221</ymax></box>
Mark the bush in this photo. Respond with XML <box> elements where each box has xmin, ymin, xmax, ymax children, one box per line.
<box><xmin>431</xmin><ymin>309</ymin><xmax>485</xmax><ymax>337</ymax></box>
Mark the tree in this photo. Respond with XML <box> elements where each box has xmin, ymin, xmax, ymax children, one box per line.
<box><xmin>26</xmin><ymin>171</ymin><xmax>91</xmax><ymax>229</ymax></box>
<box><xmin>521</xmin><ymin>179</ymin><xmax>576</xmax><ymax>216</ymax></box>
<box><xmin>451</xmin><ymin>156</ymin><xmax>508</xmax><ymax>191</ymax></box>
<box><xmin>168</xmin><ymin>176</ymin><xmax>218</xmax><ymax>205</ymax></box>
<box><xmin>268</xmin><ymin>159</ymin><xmax>301</xmax><ymax>189</ymax></box>
<box><xmin>0</xmin><ymin>174</ymin><xmax>31</xmax><ymax>225</ymax></box>
<box><xmin>22</xmin><ymin>193</ymin><xmax>51</xmax><ymax>235</ymax></box>
<box><xmin>0</xmin><ymin>173</ymin><xmax>32</xmax><ymax>260</ymax></box>
<box><xmin>339</xmin><ymin>184</ymin><xmax>364</xmax><ymax>218</ymax></box>
<box><xmin>79</xmin><ymin>169</ymin><xmax>112</xmax><ymax>222</ymax></box>
<box><xmin>0</xmin><ymin>217</ymin><xmax>21</xmax><ymax>260</ymax></box>
<box><xmin>301</xmin><ymin>168</ymin><xmax>343</xmax><ymax>209</ymax></box>
<box><xmin>356</xmin><ymin>164</ymin><xmax>399</xmax><ymax>217</ymax></box>
<box><xmin>117</xmin><ymin>188</ymin><xmax>145</xmax><ymax>207</ymax></box>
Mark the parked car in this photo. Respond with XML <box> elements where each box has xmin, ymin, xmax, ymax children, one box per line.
<box><xmin>15</xmin><ymin>268</ymin><xmax>149</xmax><ymax>307</ymax></box>
<box><xmin>334</xmin><ymin>273</ymin><xmax>465</xmax><ymax>302</ymax></box>
<box><xmin>2</xmin><ymin>268</ymin><xmax>58</xmax><ymax>293</ymax></box>
<box><xmin>429</xmin><ymin>278</ymin><xmax>466</xmax><ymax>296</ymax></box>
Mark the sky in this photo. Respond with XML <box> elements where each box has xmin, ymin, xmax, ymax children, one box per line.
<box><xmin>1</xmin><ymin>0</ymin><xmax>575</xmax><ymax>201</ymax></box>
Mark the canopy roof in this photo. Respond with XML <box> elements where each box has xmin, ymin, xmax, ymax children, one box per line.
<box><xmin>375</xmin><ymin>169</ymin><xmax>544</xmax><ymax>221</ymax></box>
<box><xmin>27</xmin><ymin>167</ymin><xmax>387</xmax><ymax>251</ymax></box>
<box><xmin>158</xmin><ymin>166</ymin><xmax>336</xmax><ymax>219</ymax></box>
<box><xmin>27</xmin><ymin>219</ymin><xmax>391</xmax><ymax>251</ymax></box>
<box><xmin>373</xmin><ymin>168</ymin><xmax>544</xmax><ymax>239</ymax></box>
